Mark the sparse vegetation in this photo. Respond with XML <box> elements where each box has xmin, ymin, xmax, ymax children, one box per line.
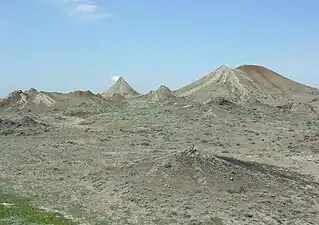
<box><xmin>0</xmin><ymin>191</ymin><xmax>75</xmax><ymax>225</ymax></box>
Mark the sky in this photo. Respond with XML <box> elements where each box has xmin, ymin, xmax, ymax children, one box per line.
<box><xmin>1</xmin><ymin>0</ymin><xmax>319</xmax><ymax>97</ymax></box>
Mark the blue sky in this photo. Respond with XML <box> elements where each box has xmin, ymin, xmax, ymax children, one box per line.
<box><xmin>1</xmin><ymin>0</ymin><xmax>318</xmax><ymax>97</ymax></box>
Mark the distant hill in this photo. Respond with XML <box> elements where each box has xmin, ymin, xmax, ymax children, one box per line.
<box><xmin>236</xmin><ymin>65</ymin><xmax>318</xmax><ymax>103</ymax></box>
<box><xmin>135</xmin><ymin>85</ymin><xmax>194</xmax><ymax>106</ymax></box>
<box><xmin>102</xmin><ymin>77</ymin><xmax>140</xmax><ymax>99</ymax></box>
<box><xmin>174</xmin><ymin>65</ymin><xmax>319</xmax><ymax>107</ymax></box>
<box><xmin>0</xmin><ymin>88</ymin><xmax>114</xmax><ymax>115</ymax></box>
<box><xmin>145</xmin><ymin>85</ymin><xmax>177</xmax><ymax>103</ymax></box>
<box><xmin>2</xmin><ymin>65</ymin><xmax>318</xmax><ymax>115</ymax></box>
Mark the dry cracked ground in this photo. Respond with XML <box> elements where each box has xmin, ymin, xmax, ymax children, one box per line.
<box><xmin>0</xmin><ymin>101</ymin><xmax>319</xmax><ymax>225</ymax></box>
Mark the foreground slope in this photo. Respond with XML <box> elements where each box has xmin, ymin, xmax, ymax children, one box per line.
<box><xmin>175</xmin><ymin>65</ymin><xmax>319</xmax><ymax>106</ymax></box>
<box><xmin>1</xmin><ymin>102</ymin><xmax>318</xmax><ymax>224</ymax></box>
<box><xmin>1</xmin><ymin>66</ymin><xmax>319</xmax><ymax>224</ymax></box>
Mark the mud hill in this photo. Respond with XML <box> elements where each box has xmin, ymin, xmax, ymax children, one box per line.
<box><xmin>237</xmin><ymin>65</ymin><xmax>319</xmax><ymax>102</ymax></box>
<box><xmin>102</xmin><ymin>77</ymin><xmax>140</xmax><ymax>99</ymax></box>
<box><xmin>0</xmin><ymin>89</ymin><xmax>52</xmax><ymax>112</ymax></box>
<box><xmin>133</xmin><ymin>85</ymin><xmax>196</xmax><ymax>107</ymax></box>
<box><xmin>0</xmin><ymin>89</ymin><xmax>113</xmax><ymax>115</ymax></box>
<box><xmin>175</xmin><ymin>65</ymin><xmax>319</xmax><ymax>107</ymax></box>
<box><xmin>144</xmin><ymin>85</ymin><xmax>178</xmax><ymax>103</ymax></box>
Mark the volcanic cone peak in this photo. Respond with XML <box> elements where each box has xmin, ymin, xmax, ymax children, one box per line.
<box><xmin>175</xmin><ymin>63</ymin><xmax>319</xmax><ymax>105</ymax></box>
<box><xmin>1</xmin><ymin>89</ymin><xmax>57</xmax><ymax>111</ymax></box>
<box><xmin>149</xmin><ymin>85</ymin><xmax>176</xmax><ymax>103</ymax></box>
<box><xmin>163</xmin><ymin>145</ymin><xmax>211</xmax><ymax>174</ymax></box>
<box><xmin>155</xmin><ymin>85</ymin><xmax>174</xmax><ymax>95</ymax></box>
<box><xmin>160</xmin><ymin>144</ymin><xmax>263</xmax><ymax>188</ymax></box>
<box><xmin>174</xmin><ymin>65</ymin><xmax>251</xmax><ymax>103</ymax></box>
<box><xmin>103</xmin><ymin>77</ymin><xmax>140</xmax><ymax>98</ymax></box>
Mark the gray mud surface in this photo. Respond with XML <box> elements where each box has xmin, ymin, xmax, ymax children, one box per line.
<box><xmin>1</xmin><ymin>101</ymin><xmax>319</xmax><ymax>224</ymax></box>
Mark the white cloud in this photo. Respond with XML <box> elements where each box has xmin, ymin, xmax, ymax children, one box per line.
<box><xmin>110</xmin><ymin>76</ymin><xmax>120</xmax><ymax>83</ymax></box>
<box><xmin>51</xmin><ymin>0</ymin><xmax>111</xmax><ymax>22</ymax></box>
<box><xmin>75</xmin><ymin>4</ymin><xmax>98</xmax><ymax>13</ymax></box>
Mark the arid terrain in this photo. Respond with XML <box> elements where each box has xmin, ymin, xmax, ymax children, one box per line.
<box><xmin>1</xmin><ymin>65</ymin><xmax>319</xmax><ymax>225</ymax></box>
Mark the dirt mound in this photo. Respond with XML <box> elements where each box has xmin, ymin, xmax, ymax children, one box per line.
<box><xmin>152</xmin><ymin>145</ymin><xmax>318</xmax><ymax>192</ymax></box>
<box><xmin>112</xmin><ymin>145</ymin><xmax>319</xmax><ymax>224</ymax></box>
<box><xmin>161</xmin><ymin>145</ymin><xmax>263</xmax><ymax>191</ymax></box>
<box><xmin>175</xmin><ymin>64</ymin><xmax>319</xmax><ymax>106</ymax></box>
<box><xmin>102</xmin><ymin>77</ymin><xmax>140</xmax><ymax>98</ymax></box>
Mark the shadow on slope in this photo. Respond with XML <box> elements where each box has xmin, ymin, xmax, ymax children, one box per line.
<box><xmin>215</xmin><ymin>155</ymin><xmax>319</xmax><ymax>187</ymax></box>
<box><xmin>157</xmin><ymin>145</ymin><xmax>318</xmax><ymax>193</ymax></box>
<box><xmin>0</xmin><ymin>115</ymin><xmax>49</xmax><ymax>136</ymax></box>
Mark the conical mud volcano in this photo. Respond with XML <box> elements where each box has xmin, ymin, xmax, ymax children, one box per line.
<box><xmin>102</xmin><ymin>77</ymin><xmax>140</xmax><ymax>98</ymax></box>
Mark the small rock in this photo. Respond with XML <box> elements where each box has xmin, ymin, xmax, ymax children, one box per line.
<box><xmin>244</xmin><ymin>213</ymin><xmax>253</xmax><ymax>218</ymax></box>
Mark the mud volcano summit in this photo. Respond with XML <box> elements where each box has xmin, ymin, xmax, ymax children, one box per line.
<box><xmin>175</xmin><ymin>65</ymin><xmax>319</xmax><ymax>107</ymax></box>
<box><xmin>102</xmin><ymin>77</ymin><xmax>141</xmax><ymax>99</ymax></box>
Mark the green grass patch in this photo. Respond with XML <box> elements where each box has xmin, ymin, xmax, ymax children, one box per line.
<box><xmin>0</xmin><ymin>191</ymin><xmax>75</xmax><ymax>225</ymax></box>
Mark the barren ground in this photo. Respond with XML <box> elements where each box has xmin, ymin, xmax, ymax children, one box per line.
<box><xmin>0</xmin><ymin>101</ymin><xmax>319</xmax><ymax>224</ymax></box>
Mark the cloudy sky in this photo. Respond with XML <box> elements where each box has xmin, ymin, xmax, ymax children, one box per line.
<box><xmin>1</xmin><ymin>0</ymin><xmax>318</xmax><ymax>96</ymax></box>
